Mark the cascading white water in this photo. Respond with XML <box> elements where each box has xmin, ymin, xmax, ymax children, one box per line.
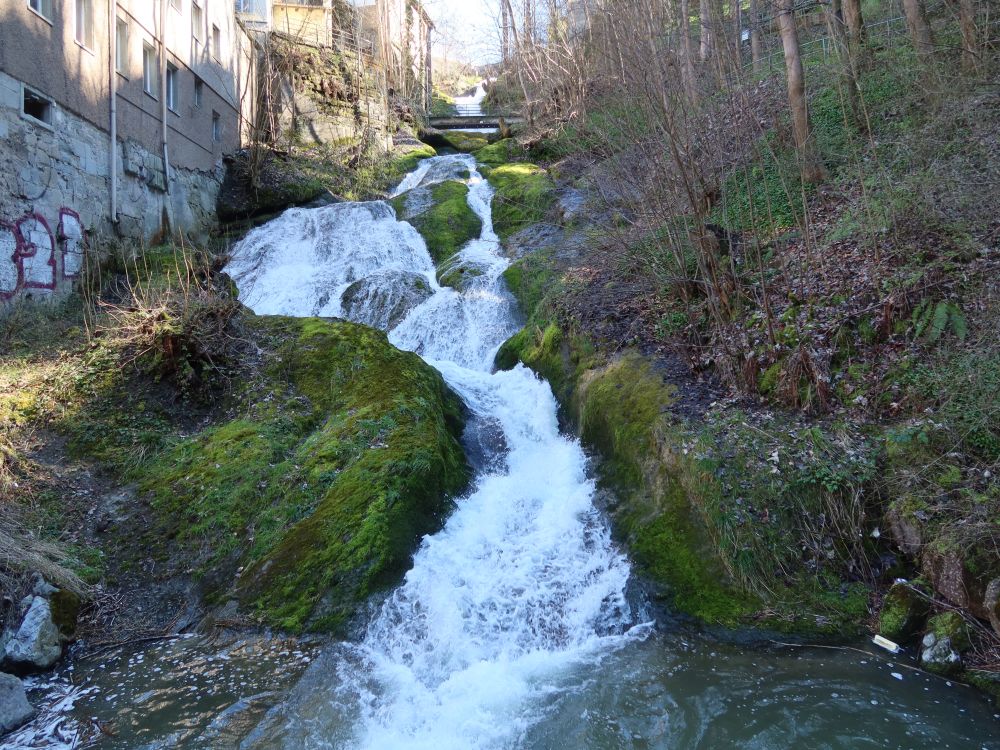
<box><xmin>226</xmin><ymin>154</ymin><xmax>644</xmax><ymax>748</ymax></box>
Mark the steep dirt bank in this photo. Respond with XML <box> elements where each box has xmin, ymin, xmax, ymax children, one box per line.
<box><xmin>480</xmin><ymin>127</ymin><xmax>999</xmax><ymax>702</ymax></box>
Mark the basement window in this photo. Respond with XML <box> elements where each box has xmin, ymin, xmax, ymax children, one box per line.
<box><xmin>21</xmin><ymin>86</ymin><xmax>54</xmax><ymax>127</ymax></box>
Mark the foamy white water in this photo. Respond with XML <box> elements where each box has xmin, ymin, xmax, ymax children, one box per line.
<box><xmin>226</xmin><ymin>154</ymin><xmax>642</xmax><ymax>748</ymax></box>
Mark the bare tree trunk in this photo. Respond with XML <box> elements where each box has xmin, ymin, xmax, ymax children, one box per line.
<box><xmin>826</xmin><ymin>0</ymin><xmax>862</xmax><ymax>129</ymax></box>
<box><xmin>777</xmin><ymin>0</ymin><xmax>825</xmax><ymax>183</ymax></box>
<box><xmin>902</xmin><ymin>0</ymin><xmax>935</xmax><ymax>57</ymax></box>
<box><xmin>681</xmin><ymin>0</ymin><xmax>700</xmax><ymax>100</ymax></box>
<box><xmin>750</xmin><ymin>0</ymin><xmax>763</xmax><ymax>71</ymax></box>
<box><xmin>842</xmin><ymin>0</ymin><xmax>866</xmax><ymax>44</ymax></box>
<box><xmin>700</xmin><ymin>0</ymin><xmax>714</xmax><ymax>60</ymax></box>
<box><xmin>955</xmin><ymin>0</ymin><xmax>979</xmax><ymax>71</ymax></box>
<box><xmin>502</xmin><ymin>0</ymin><xmax>511</xmax><ymax>63</ymax></box>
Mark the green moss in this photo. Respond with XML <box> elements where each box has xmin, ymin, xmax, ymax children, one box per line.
<box><xmin>878</xmin><ymin>583</ymin><xmax>928</xmax><ymax>640</ymax></box>
<box><xmin>139</xmin><ymin>316</ymin><xmax>470</xmax><ymax>632</ymax></box>
<box><xmin>440</xmin><ymin>131</ymin><xmax>491</xmax><ymax>153</ymax></box>
<box><xmin>502</xmin><ymin>249</ymin><xmax>559</xmax><ymax>321</ymax></box>
<box><xmin>474</xmin><ymin>138</ymin><xmax>524</xmax><ymax>167</ymax></box>
<box><xmin>390</xmin><ymin>143</ymin><xmax>437</xmax><ymax>179</ymax></box>
<box><xmin>487</xmin><ymin>163</ymin><xmax>556</xmax><ymax>239</ymax></box>
<box><xmin>927</xmin><ymin>611</ymin><xmax>971</xmax><ymax>652</ymax></box>
<box><xmin>392</xmin><ymin>180</ymin><xmax>482</xmax><ymax>266</ymax></box>
<box><xmin>577</xmin><ymin>355</ymin><xmax>754</xmax><ymax>624</ymax></box>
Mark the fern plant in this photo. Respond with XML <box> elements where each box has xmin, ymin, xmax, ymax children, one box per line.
<box><xmin>911</xmin><ymin>300</ymin><xmax>967</xmax><ymax>343</ymax></box>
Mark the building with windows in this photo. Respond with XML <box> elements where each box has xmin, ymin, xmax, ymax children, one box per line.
<box><xmin>0</xmin><ymin>0</ymin><xmax>258</xmax><ymax>301</ymax></box>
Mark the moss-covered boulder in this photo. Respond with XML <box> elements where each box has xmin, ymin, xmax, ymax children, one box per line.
<box><xmin>474</xmin><ymin>138</ymin><xmax>525</xmax><ymax>167</ymax></box>
<box><xmin>391</xmin><ymin>180</ymin><xmax>482</xmax><ymax>267</ymax></box>
<box><xmin>487</xmin><ymin>163</ymin><xmax>556</xmax><ymax>240</ymax></box>
<box><xmin>878</xmin><ymin>583</ymin><xmax>928</xmax><ymax>640</ymax></box>
<box><xmin>139</xmin><ymin>317</ymin><xmax>470</xmax><ymax>632</ymax></box>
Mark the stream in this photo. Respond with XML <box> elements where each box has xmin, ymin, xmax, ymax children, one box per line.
<box><xmin>8</xmin><ymin>152</ymin><xmax>1000</xmax><ymax>749</ymax></box>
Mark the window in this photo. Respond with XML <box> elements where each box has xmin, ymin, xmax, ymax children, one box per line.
<box><xmin>212</xmin><ymin>24</ymin><xmax>221</xmax><ymax>60</ymax></box>
<box><xmin>143</xmin><ymin>43</ymin><xmax>159</xmax><ymax>98</ymax></box>
<box><xmin>75</xmin><ymin>0</ymin><xmax>94</xmax><ymax>49</ymax></box>
<box><xmin>115</xmin><ymin>18</ymin><xmax>129</xmax><ymax>74</ymax></box>
<box><xmin>212</xmin><ymin>111</ymin><xmax>221</xmax><ymax>142</ymax></box>
<box><xmin>193</xmin><ymin>77</ymin><xmax>203</xmax><ymax>108</ymax></box>
<box><xmin>27</xmin><ymin>0</ymin><xmax>53</xmax><ymax>22</ymax></box>
<box><xmin>192</xmin><ymin>1</ymin><xmax>203</xmax><ymax>47</ymax></box>
<box><xmin>166</xmin><ymin>64</ymin><xmax>178</xmax><ymax>112</ymax></box>
<box><xmin>21</xmin><ymin>86</ymin><xmax>53</xmax><ymax>126</ymax></box>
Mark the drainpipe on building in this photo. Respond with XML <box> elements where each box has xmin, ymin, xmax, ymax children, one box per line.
<box><xmin>159</xmin><ymin>0</ymin><xmax>172</xmax><ymax>212</ymax></box>
<box><xmin>109</xmin><ymin>0</ymin><xmax>118</xmax><ymax>226</ymax></box>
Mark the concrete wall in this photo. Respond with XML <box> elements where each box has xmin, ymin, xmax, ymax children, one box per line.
<box><xmin>0</xmin><ymin>0</ymin><xmax>258</xmax><ymax>303</ymax></box>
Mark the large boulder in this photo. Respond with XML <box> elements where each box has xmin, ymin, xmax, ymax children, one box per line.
<box><xmin>0</xmin><ymin>672</ymin><xmax>33</xmax><ymax>735</ymax></box>
<box><xmin>341</xmin><ymin>270</ymin><xmax>434</xmax><ymax>330</ymax></box>
<box><xmin>3</xmin><ymin>597</ymin><xmax>62</xmax><ymax>672</ymax></box>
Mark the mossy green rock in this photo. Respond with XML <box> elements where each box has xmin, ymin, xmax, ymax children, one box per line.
<box><xmin>487</xmin><ymin>163</ymin><xmax>556</xmax><ymax>240</ymax></box>
<box><xmin>49</xmin><ymin>589</ymin><xmax>81</xmax><ymax>639</ymax></box>
<box><xmin>927</xmin><ymin>611</ymin><xmax>971</xmax><ymax>652</ymax></box>
<box><xmin>878</xmin><ymin>583</ymin><xmax>928</xmax><ymax>640</ymax></box>
<box><xmin>140</xmin><ymin>317</ymin><xmax>470</xmax><ymax>632</ymax></box>
<box><xmin>392</xmin><ymin>180</ymin><xmax>482</xmax><ymax>266</ymax></box>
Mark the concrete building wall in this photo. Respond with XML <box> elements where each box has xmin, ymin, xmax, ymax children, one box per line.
<box><xmin>0</xmin><ymin>0</ymin><xmax>258</xmax><ymax>303</ymax></box>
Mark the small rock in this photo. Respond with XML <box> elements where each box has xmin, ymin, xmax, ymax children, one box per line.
<box><xmin>3</xmin><ymin>597</ymin><xmax>62</xmax><ymax>672</ymax></box>
<box><xmin>31</xmin><ymin>575</ymin><xmax>57</xmax><ymax>598</ymax></box>
<box><xmin>0</xmin><ymin>672</ymin><xmax>34</xmax><ymax>735</ymax></box>
<box><xmin>920</xmin><ymin>632</ymin><xmax>962</xmax><ymax>675</ymax></box>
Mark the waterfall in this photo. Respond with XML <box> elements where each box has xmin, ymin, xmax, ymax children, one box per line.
<box><xmin>227</xmin><ymin>154</ymin><xmax>643</xmax><ymax>748</ymax></box>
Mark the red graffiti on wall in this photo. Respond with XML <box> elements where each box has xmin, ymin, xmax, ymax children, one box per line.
<box><xmin>0</xmin><ymin>208</ymin><xmax>87</xmax><ymax>300</ymax></box>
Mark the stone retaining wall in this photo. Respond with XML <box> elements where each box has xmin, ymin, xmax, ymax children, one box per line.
<box><xmin>0</xmin><ymin>70</ymin><xmax>223</xmax><ymax>303</ymax></box>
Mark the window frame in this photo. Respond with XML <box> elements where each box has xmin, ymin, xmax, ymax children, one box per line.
<box><xmin>26</xmin><ymin>0</ymin><xmax>53</xmax><ymax>24</ymax></box>
<box><xmin>212</xmin><ymin>111</ymin><xmax>221</xmax><ymax>143</ymax></box>
<box><xmin>142</xmin><ymin>42</ymin><xmax>160</xmax><ymax>99</ymax></box>
<box><xmin>211</xmin><ymin>24</ymin><xmax>221</xmax><ymax>61</ymax></box>
<box><xmin>192</xmin><ymin>1</ymin><xmax>204</xmax><ymax>47</ymax></box>
<box><xmin>20</xmin><ymin>84</ymin><xmax>55</xmax><ymax>130</ymax></box>
<box><xmin>75</xmin><ymin>0</ymin><xmax>95</xmax><ymax>51</ymax></box>
<box><xmin>115</xmin><ymin>16</ymin><xmax>129</xmax><ymax>76</ymax></box>
<box><xmin>165</xmin><ymin>63</ymin><xmax>179</xmax><ymax>113</ymax></box>
<box><xmin>193</xmin><ymin>77</ymin><xmax>204</xmax><ymax>108</ymax></box>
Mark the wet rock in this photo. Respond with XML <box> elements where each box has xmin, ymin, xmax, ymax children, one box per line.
<box><xmin>341</xmin><ymin>271</ymin><xmax>434</xmax><ymax>330</ymax></box>
<box><xmin>31</xmin><ymin>575</ymin><xmax>57</xmax><ymax>598</ymax></box>
<box><xmin>3</xmin><ymin>597</ymin><xmax>62</xmax><ymax>671</ymax></box>
<box><xmin>0</xmin><ymin>672</ymin><xmax>33</xmax><ymax>735</ymax></box>
<box><xmin>503</xmin><ymin>223</ymin><xmax>563</xmax><ymax>261</ymax></box>
<box><xmin>556</xmin><ymin>188</ymin><xmax>586</xmax><ymax>224</ymax></box>
<box><xmin>877</xmin><ymin>583</ymin><xmax>928</xmax><ymax>641</ymax></box>
<box><xmin>920</xmin><ymin>632</ymin><xmax>962</xmax><ymax>675</ymax></box>
<box><xmin>985</xmin><ymin>578</ymin><xmax>1000</xmax><ymax>637</ymax></box>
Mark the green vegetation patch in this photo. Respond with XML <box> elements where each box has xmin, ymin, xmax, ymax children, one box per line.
<box><xmin>487</xmin><ymin>163</ymin><xmax>556</xmax><ymax>239</ymax></box>
<box><xmin>474</xmin><ymin>138</ymin><xmax>525</xmax><ymax>167</ymax></box>
<box><xmin>392</xmin><ymin>180</ymin><xmax>482</xmax><ymax>266</ymax></box>
<box><xmin>139</xmin><ymin>316</ymin><xmax>470</xmax><ymax>632</ymax></box>
<box><xmin>440</xmin><ymin>131</ymin><xmax>491</xmax><ymax>153</ymax></box>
